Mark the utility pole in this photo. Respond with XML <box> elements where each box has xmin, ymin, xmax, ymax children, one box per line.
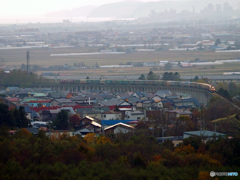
<box><xmin>162</xmin><ymin>126</ymin><xmax>166</xmax><ymax>143</ymax></box>
<box><xmin>26</xmin><ymin>51</ymin><xmax>30</xmax><ymax>76</ymax></box>
<box><xmin>215</xmin><ymin>120</ymin><xmax>216</xmax><ymax>132</ymax></box>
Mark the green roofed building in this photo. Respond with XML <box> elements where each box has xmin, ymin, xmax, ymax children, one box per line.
<box><xmin>183</xmin><ymin>130</ymin><xmax>226</xmax><ymax>142</ymax></box>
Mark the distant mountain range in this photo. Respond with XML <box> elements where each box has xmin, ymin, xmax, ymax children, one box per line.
<box><xmin>46</xmin><ymin>6</ymin><xmax>97</xmax><ymax>17</ymax></box>
<box><xmin>46</xmin><ymin>0</ymin><xmax>239</xmax><ymax>18</ymax></box>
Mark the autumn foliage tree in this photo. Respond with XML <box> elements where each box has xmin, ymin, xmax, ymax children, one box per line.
<box><xmin>174</xmin><ymin>115</ymin><xmax>194</xmax><ymax>136</ymax></box>
<box><xmin>69</xmin><ymin>114</ymin><xmax>81</xmax><ymax>128</ymax></box>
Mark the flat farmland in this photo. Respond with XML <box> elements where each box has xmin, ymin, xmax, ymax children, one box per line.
<box><xmin>36</xmin><ymin>62</ymin><xmax>240</xmax><ymax>77</ymax></box>
<box><xmin>1</xmin><ymin>47</ymin><xmax>240</xmax><ymax>76</ymax></box>
<box><xmin>1</xmin><ymin>47</ymin><xmax>240</xmax><ymax>66</ymax></box>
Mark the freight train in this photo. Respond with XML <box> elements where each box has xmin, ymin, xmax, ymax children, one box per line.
<box><xmin>60</xmin><ymin>79</ymin><xmax>216</xmax><ymax>92</ymax></box>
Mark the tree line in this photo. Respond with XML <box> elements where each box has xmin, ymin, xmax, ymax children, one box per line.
<box><xmin>0</xmin><ymin>70</ymin><xmax>54</xmax><ymax>87</ymax></box>
<box><xmin>139</xmin><ymin>71</ymin><xmax>181</xmax><ymax>81</ymax></box>
<box><xmin>0</xmin><ymin>127</ymin><xmax>239</xmax><ymax>179</ymax></box>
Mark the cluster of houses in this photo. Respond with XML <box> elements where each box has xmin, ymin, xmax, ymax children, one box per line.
<box><xmin>0</xmin><ymin>86</ymin><xmax>202</xmax><ymax>137</ymax></box>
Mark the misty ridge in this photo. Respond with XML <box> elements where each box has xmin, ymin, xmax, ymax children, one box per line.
<box><xmin>46</xmin><ymin>0</ymin><xmax>239</xmax><ymax>19</ymax></box>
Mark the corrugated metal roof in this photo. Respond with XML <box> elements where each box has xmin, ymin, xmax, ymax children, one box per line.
<box><xmin>104</xmin><ymin>123</ymin><xmax>134</xmax><ymax>131</ymax></box>
<box><xmin>184</xmin><ymin>130</ymin><xmax>225</xmax><ymax>137</ymax></box>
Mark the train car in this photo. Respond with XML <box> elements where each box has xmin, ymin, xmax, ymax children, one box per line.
<box><xmin>123</xmin><ymin>80</ymin><xmax>130</xmax><ymax>84</ymax></box>
<box><xmin>137</xmin><ymin>81</ymin><xmax>145</xmax><ymax>85</ymax></box>
<box><xmin>105</xmin><ymin>80</ymin><xmax>112</xmax><ymax>84</ymax></box>
<box><xmin>60</xmin><ymin>79</ymin><xmax>66</xmax><ymax>84</ymax></box>
<box><xmin>144</xmin><ymin>80</ymin><xmax>154</xmax><ymax>84</ymax></box>
<box><xmin>190</xmin><ymin>82</ymin><xmax>197</xmax><ymax>88</ymax></box>
<box><xmin>100</xmin><ymin>80</ymin><xmax>106</xmax><ymax>84</ymax></box>
<box><xmin>60</xmin><ymin>79</ymin><xmax>74</xmax><ymax>84</ymax></box>
<box><xmin>92</xmin><ymin>80</ymin><xmax>100</xmax><ymax>84</ymax></box>
<box><xmin>80</xmin><ymin>79</ymin><xmax>86</xmax><ymax>84</ymax></box>
<box><xmin>180</xmin><ymin>82</ymin><xmax>191</xmax><ymax>87</ymax></box>
<box><xmin>133</xmin><ymin>80</ymin><xmax>140</xmax><ymax>84</ymax></box>
<box><xmin>73</xmin><ymin>80</ymin><xmax>80</xmax><ymax>84</ymax></box>
<box><xmin>165</xmin><ymin>81</ymin><xmax>172</xmax><ymax>86</ymax></box>
<box><xmin>116</xmin><ymin>80</ymin><xmax>124</xmax><ymax>84</ymax></box>
<box><xmin>154</xmin><ymin>80</ymin><xmax>164</xmax><ymax>85</ymax></box>
<box><xmin>86</xmin><ymin>80</ymin><xmax>93</xmax><ymax>83</ymax></box>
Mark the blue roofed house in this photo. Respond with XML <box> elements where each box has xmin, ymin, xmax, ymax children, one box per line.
<box><xmin>155</xmin><ymin>90</ymin><xmax>172</xmax><ymax>99</ymax></box>
<box><xmin>173</xmin><ymin>98</ymin><xmax>200</xmax><ymax>109</ymax></box>
<box><xmin>17</xmin><ymin>105</ymin><xmax>39</xmax><ymax>120</ymax></box>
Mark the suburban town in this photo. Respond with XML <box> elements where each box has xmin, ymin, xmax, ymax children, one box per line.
<box><xmin>0</xmin><ymin>0</ymin><xmax>240</xmax><ymax>179</ymax></box>
<box><xmin>1</xmin><ymin>85</ymin><xmax>201</xmax><ymax>140</ymax></box>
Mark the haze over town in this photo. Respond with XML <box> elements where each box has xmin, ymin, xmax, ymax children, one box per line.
<box><xmin>0</xmin><ymin>0</ymin><xmax>239</xmax><ymax>23</ymax></box>
<box><xmin>0</xmin><ymin>1</ymin><xmax>240</xmax><ymax>179</ymax></box>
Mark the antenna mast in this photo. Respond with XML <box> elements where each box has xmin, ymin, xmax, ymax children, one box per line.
<box><xmin>26</xmin><ymin>51</ymin><xmax>30</xmax><ymax>76</ymax></box>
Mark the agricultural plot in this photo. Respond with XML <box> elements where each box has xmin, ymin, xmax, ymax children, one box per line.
<box><xmin>1</xmin><ymin>47</ymin><xmax>240</xmax><ymax>76</ymax></box>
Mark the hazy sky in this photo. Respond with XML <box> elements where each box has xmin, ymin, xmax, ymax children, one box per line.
<box><xmin>0</xmin><ymin>0</ymin><xmax>162</xmax><ymax>16</ymax></box>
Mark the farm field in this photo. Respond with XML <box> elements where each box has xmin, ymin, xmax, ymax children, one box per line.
<box><xmin>1</xmin><ymin>47</ymin><xmax>240</xmax><ymax>66</ymax></box>
<box><xmin>36</xmin><ymin>62</ymin><xmax>240</xmax><ymax>77</ymax></box>
<box><xmin>1</xmin><ymin>47</ymin><xmax>240</xmax><ymax>77</ymax></box>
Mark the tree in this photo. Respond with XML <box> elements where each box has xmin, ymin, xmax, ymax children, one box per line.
<box><xmin>164</xmin><ymin>62</ymin><xmax>172</xmax><ymax>70</ymax></box>
<box><xmin>0</xmin><ymin>103</ymin><xmax>15</xmax><ymax>128</ymax></box>
<box><xmin>228</xmin><ymin>82</ymin><xmax>238</xmax><ymax>97</ymax></box>
<box><xmin>193</xmin><ymin>76</ymin><xmax>199</xmax><ymax>82</ymax></box>
<box><xmin>69</xmin><ymin>114</ymin><xmax>81</xmax><ymax>128</ymax></box>
<box><xmin>114</xmin><ymin>105</ymin><xmax>120</xmax><ymax>111</ymax></box>
<box><xmin>147</xmin><ymin>71</ymin><xmax>158</xmax><ymax>80</ymax></box>
<box><xmin>173</xmin><ymin>72</ymin><xmax>180</xmax><ymax>81</ymax></box>
<box><xmin>86</xmin><ymin>76</ymin><xmax>89</xmax><ymax>79</ymax></box>
<box><xmin>177</xmin><ymin>61</ymin><xmax>181</xmax><ymax>67</ymax></box>
<box><xmin>215</xmin><ymin>39</ymin><xmax>221</xmax><ymax>46</ymax></box>
<box><xmin>162</xmin><ymin>72</ymin><xmax>181</xmax><ymax>81</ymax></box>
<box><xmin>138</xmin><ymin>74</ymin><xmax>146</xmax><ymax>80</ymax></box>
<box><xmin>223</xmin><ymin>90</ymin><xmax>230</xmax><ymax>98</ymax></box>
<box><xmin>17</xmin><ymin>106</ymin><xmax>29</xmax><ymax>128</ymax></box>
<box><xmin>95</xmin><ymin>63</ymin><xmax>100</xmax><ymax>68</ymax></box>
<box><xmin>197</xmin><ymin>43</ymin><xmax>204</xmax><ymax>50</ymax></box>
<box><xmin>174</xmin><ymin>115</ymin><xmax>194</xmax><ymax>136</ymax></box>
<box><xmin>135</xmin><ymin>121</ymin><xmax>149</xmax><ymax>130</ymax></box>
<box><xmin>20</xmin><ymin>64</ymin><xmax>26</xmax><ymax>71</ymax></box>
<box><xmin>53</xmin><ymin>110</ymin><xmax>69</xmax><ymax>130</ymax></box>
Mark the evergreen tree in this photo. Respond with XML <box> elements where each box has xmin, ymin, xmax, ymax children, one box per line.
<box><xmin>162</xmin><ymin>72</ymin><xmax>180</xmax><ymax>81</ymax></box>
<box><xmin>0</xmin><ymin>104</ymin><xmax>15</xmax><ymax>128</ymax></box>
<box><xmin>147</xmin><ymin>71</ymin><xmax>158</xmax><ymax>80</ymax></box>
<box><xmin>193</xmin><ymin>76</ymin><xmax>199</xmax><ymax>82</ymax></box>
<box><xmin>215</xmin><ymin>39</ymin><xmax>221</xmax><ymax>46</ymax></box>
<box><xmin>173</xmin><ymin>72</ymin><xmax>180</xmax><ymax>80</ymax></box>
<box><xmin>223</xmin><ymin>89</ymin><xmax>230</xmax><ymax>98</ymax></box>
<box><xmin>164</xmin><ymin>62</ymin><xmax>172</xmax><ymax>70</ymax></box>
<box><xmin>114</xmin><ymin>105</ymin><xmax>120</xmax><ymax>111</ymax></box>
<box><xmin>228</xmin><ymin>82</ymin><xmax>238</xmax><ymax>97</ymax></box>
<box><xmin>95</xmin><ymin>62</ymin><xmax>100</xmax><ymax>68</ymax></box>
<box><xmin>15</xmin><ymin>106</ymin><xmax>29</xmax><ymax>128</ymax></box>
<box><xmin>53</xmin><ymin>110</ymin><xmax>69</xmax><ymax>130</ymax></box>
<box><xmin>138</xmin><ymin>74</ymin><xmax>146</xmax><ymax>80</ymax></box>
